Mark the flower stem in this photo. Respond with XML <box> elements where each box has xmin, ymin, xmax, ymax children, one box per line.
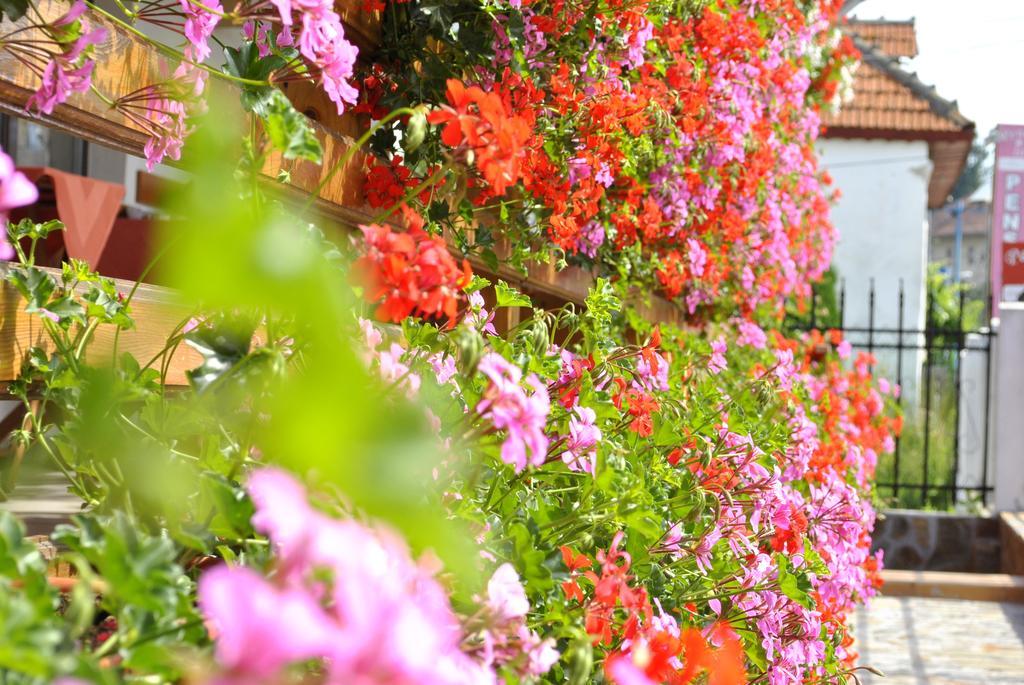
<box><xmin>84</xmin><ymin>2</ymin><xmax>269</xmax><ymax>87</ymax></box>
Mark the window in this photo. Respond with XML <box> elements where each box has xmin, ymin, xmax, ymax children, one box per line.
<box><xmin>0</xmin><ymin>113</ymin><xmax>88</xmax><ymax>175</ymax></box>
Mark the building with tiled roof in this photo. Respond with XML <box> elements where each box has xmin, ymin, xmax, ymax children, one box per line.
<box><xmin>817</xmin><ymin>14</ymin><xmax>977</xmax><ymax>401</ymax></box>
<box><xmin>823</xmin><ymin>20</ymin><xmax>975</xmax><ymax>208</ymax></box>
<box><xmin>845</xmin><ymin>18</ymin><xmax>918</xmax><ymax>59</ymax></box>
<box><xmin>930</xmin><ymin>200</ymin><xmax>991</xmax><ymax>295</ymax></box>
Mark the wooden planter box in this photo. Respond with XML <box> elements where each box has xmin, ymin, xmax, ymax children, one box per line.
<box><xmin>0</xmin><ymin>1</ymin><xmax>684</xmax><ymax>327</ymax></box>
<box><xmin>0</xmin><ymin>267</ymin><xmax>199</xmax><ymax>393</ymax></box>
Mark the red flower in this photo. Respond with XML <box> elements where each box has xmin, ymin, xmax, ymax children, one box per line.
<box><xmin>580</xmin><ymin>532</ymin><xmax>652</xmax><ymax>646</ymax></box>
<box><xmin>604</xmin><ymin>623</ymin><xmax>746</xmax><ymax>685</ymax></box>
<box><xmin>363</xmin><ymin>156</ymin><xmax>440</xmax><ymax>209</ymax></box>
<box><xmin>428</xmin><ymin>79</ymin><xmax>532</xmax><ymax>195</ymax></box>
<box><xmin>561</xmin><ymin>545</ymin><xmax>592</xmax><ymax>603</ymax></box>
<box><xmin>624</xmin><ymin>389</ymin><xmax>659</xmax><ymax>437</ymax></box>
<box><xmin>354</xmin><ymin>211</ymin><xmax>471</xmax><ymax>325</ymax></box>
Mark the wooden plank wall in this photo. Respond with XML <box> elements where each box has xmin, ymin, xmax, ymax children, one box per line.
<box><xmin>0</xmin><ymin>267</ymin><xmax>200</xmax><ymax>389</ymax></box>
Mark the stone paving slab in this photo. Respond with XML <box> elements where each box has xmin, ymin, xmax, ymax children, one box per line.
<box><xmin>856</xmin><ymin>596</ymin><xmax>1024</xmax><ymax>685</ymax></box>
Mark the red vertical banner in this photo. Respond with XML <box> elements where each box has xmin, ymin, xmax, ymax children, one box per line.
<box><xmin>993</xmin><ymin>124</ymin><xmax>1024</xmax><ymax>311</ymax></box>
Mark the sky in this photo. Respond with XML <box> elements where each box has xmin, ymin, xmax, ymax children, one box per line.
<box><xmin>851</xmin><ymin>0</ymin><xmax>1024</xmax><ymax>140</ymax></box>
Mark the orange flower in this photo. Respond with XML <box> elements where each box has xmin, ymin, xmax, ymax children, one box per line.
<box><xmin>354</xmin><ymin>210</ymin><xmax>471</xmax><ymax>325</ymax></box>
<box><xmin>429</xmin><ymin>79</ymin><xmax>532</xmax><ymax>195</ymax></box>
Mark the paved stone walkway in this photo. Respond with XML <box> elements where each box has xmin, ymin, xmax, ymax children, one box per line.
<box><xmin>856</xmin><ymin>596</ymin><xmax>1024</xmax><ymax>684</ymax></box>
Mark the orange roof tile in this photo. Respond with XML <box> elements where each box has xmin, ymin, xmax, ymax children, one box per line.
<box><xmin>845</xmin><ymin>19</ymin><xmax>918</xmax><ymax>58</ymax></box>
<box><xmin>824</xmin><ymin>58</ymin><xmax>968</xmax><ymax>135</ymax></box>
<box><xmin>822</xmin><ymin>25</ymin><xmax>975</xmax><ymax>208</ymax></box>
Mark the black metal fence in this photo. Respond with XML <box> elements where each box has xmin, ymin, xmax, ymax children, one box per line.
<box><xmin>790</xmin><ymin>279</ymin><xmax>996</xmax><ymax>510</ymax></box>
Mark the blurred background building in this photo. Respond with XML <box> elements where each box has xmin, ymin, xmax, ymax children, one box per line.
<box><xmin>817</xmin><ymin>18</ymin><xmax>975</xmax><ymax>398</ymax></box>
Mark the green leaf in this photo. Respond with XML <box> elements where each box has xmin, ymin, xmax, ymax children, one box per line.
<box><xmin>6</xmin><ymin>266</ymin><xmax>57</xmax><ymax>313</ymax></box>
<box><xmin>508</xmin><ymin>521</ymin><xmax>552</xmax><ymax>591</ymax></box>
<box><xmin>261</xmin><ymin>90</ymin><xmax>323</xmax><ymax>163</ymax></box>
<box><xmin>0</xmin><ymin>0</ymin><xmax>29</xmax><ymax>21</ymax></box>
<box><xmin>776</xmin><ymin>554</ymin><xmax>814</xmax><ymax>609</ymax></box>
<box><xmin>465</xmin><ymin>275</ymin><xmax>491</xmax><ymax>294</ymax></box>
<box><xmin>222</xmin><ymin>43</ymin><xmax>288</xmax><ymax>116</ymax></box>
<box><xmin>8</xmin><ymin>218</ymin><xmax>63</xmax><ymax>241</ymax></box>
<box><xmin>495</xmin><ymin>280</ymin><xmax>532</xmax><ymax>308</ymax></box>
<box><xmin>566</xmin><ymin>638</ymin><xmax>593</xmax><ymax>685</ymax></box>
<box><xmin>480</xmin><ymin>247</ymin><xmax>499</xmax><ymax>273</ymax></box>
<box><xmin>584</xmin><ymin>278</ymin><xmax>621</xmax><ymax>332</ymax></box>
<box><xmin>200</xmin><ymin>472</ymin><xmax>254</xmax><ymax>540</ymax></box>
<box><xmin>82</xmin><ymin>281</ymin><xmax>133</xmax><ymax>329</ymax></box>
<box><xmin>43</xmin><ymin>295</ymin><xmax>86</xmax><ymax>323</ymax></box>
<box><xmin>184</xmin><ymin>315</ymin><xmax>255</xmax><ymax>392</ymax></box>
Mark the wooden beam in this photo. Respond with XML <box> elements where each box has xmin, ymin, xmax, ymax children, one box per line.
<box><xmin>0</xmin><ymin>0</ymin><xmax>371</xmax><ymax>220</ymax></box>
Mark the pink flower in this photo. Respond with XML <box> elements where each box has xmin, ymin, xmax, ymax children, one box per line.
<box><xmin>471</xmin><ymin>562</ymin><xmax>558</xmax><ymax>678</ymax></box>
<box><xmin>736</xmin><ymin>319</ymin><xmax>767</xmax><ymax>350</ymax></box>
<box><xmin>0</xmin><ymin>149</ymin><xmax>38</xmax><ymax>260</ymax></box>
<box><xmin>376</xmin><ymin>342</ymin><xmax>421</xmax><ymax>396</ymax></box>
<box><xmin>278</xmin><ymin>6</ymin><xmax>359</xmax><ymax>114</ymax></box>
<box><xmin>694</xmin><ymin>526</ymin><xmax>721</xmax><ymax>574</ymax></box>
<box><xmin>180</xmin><ymin>0</ymin><xmax>222</xmax><ymax>62</ymax></box>
<box><xmin>709</xmin><ymin>335</ymin><xmax>727</xmax><ymax>375</ymax></box>
<box><xmin>687</xmin><ymin>237</ymin><xmax>707</xmax><ymax>278</ymax></box>
<box><xmin>520</xmin><ymin>626</ymin><xmax>560</xmax><ymax>676</ymax></box>
<box><xmin>198</xmin><ymin>565</ymin><xmax>337</xmax><ymax>677</ymax></box>
<box><xmin>202</xmin><ymin>468</ymin><xmax>496</xmax><ymax>685</ymax></box>
<box><xmin>23</xmin><ymin>2</ymin><xmax>106</xmax><ymax>116</ymax></box>
<box><xmin>486</xmin><ymin>563</ymin><xmax>530</xmax><ymax>621</ymax></box>
<box><xmin>635</xmin><ymin>350</ymin><xmax>669</xmax><ymax>392</ymax></box>
<box><xmin>0</xmin><ymin>151</ymin><xmax>37</xmax><ymax>215</ymax></box>
<box><xmin>464</xmin><ymin>291</ymin><xmax>497</xmax><ymax>335</ymax></box>
<box><xmin>608</xmin><ymin>657</ymin><xmax>656</xmax><ymax>685</ymax></box>
<box><xmin>430</xmin><ymin>352</ymin><xmax>459</xmax><ymax>385</ymax></box>
<box><xmin>774</xmin><ymin>349</ymin><xmax>796</xmax><ymax>391</ymax></box>
<box><xmin>562</xmin><ymin>405</ymin><xmax>600</xmax><ymax>474</ymax></box>
<box><xmin>25</xmin><ymin>60</ymin><xmax>93</xmax><ymax>115</ymax></box>
<box><xmin>476</xmin><ymin>353</ymin><xmax>550</xmax><ymax>472</ymax></box>
<box><xmin>141</xmin><ymin>94</ymin><xmax>188</xmax><ymax>171</ymax></box>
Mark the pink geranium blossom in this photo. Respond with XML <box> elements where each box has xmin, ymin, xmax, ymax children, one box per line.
<box><xmin>562</xmin><ymin>405</ymin><xmax>600</xmax><ymax>474</ymax></box>
<box><xmin>198</xmin><ymin>565</ymin><xmax>337</xmax><ymax>677</ymax></box>
<box><xmin>180</xmin><ymin>0</ymin><xmax>223</xmax><ymax>62</ymax></box>
<box><xmin>263</xmin><ymin>0</ymin><xmax>359</xmax><ymax>114</ymax></box>
<box><xmin>476</xmin><ymin>353</ymin><xmax>550</xmax><ymax>472</ymax></box>
<box><xmin>736</xmin><ymin>319</ymin><xmax>768</xmax><ymax>349</ymax></box>
<box><xmin>470</xmin><ymin>563</ymin><xmax>559</xmax><ymax>678</ymax></box>
<box><xmin>201</xmin><ymin>467</ymin><xmax>494</xmax><ymax>685</ymax></box>
<box><xmin>21</xmin><ymin>2</ymin><xmax>106</xmax><ymax>116</ymax></box>
<box><xmin>709</xmin><ymin>335</ymin><xmax>727</xmax><ymax>374</ymax></box>
<box><xmin>486</xmin><ymin>563</ymin><xmax>530</xmax><ymax>621</ymax></box>
<box><xmin>0</xmin><ymin>149</ymin><xmax>38</xmax><ymax>260</ymax></box>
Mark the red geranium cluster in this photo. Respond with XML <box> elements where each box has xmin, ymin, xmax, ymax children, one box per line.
<box><xmin>562</xmin><ymin>534</ymin><xmax>746</xmax><ymax>685</ymax></box>
<box><xmin>354</xmin><ymin>211</ymin><xmax>471</xmax><ymax>324</ymax></box>
<box><xmin>363</xmin><ymin>155</ymin><xmax>439</xmax><ymax>209</ymax></box>
<box><xmin>429</xmin><ymin>79</ymin><xmax>533</xmax><ymax>196</ymax></box>
<box><xmin>378</xmin><ymin>0</ymin><xmax>860</xmax><ymax>317</ymax></box>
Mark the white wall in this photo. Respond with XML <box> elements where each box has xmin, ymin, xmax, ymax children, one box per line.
<box><xmin>957</xmin><ymin>332</ymin><xmax>991</xmax><ymax>504</ymax></box>
<box><xmin>87</xmin><ymin>142</ymin><xmax>187</xmax><ymax>216</ymax></box>
<box><xmin>818</xmin><ymin>138</ymin><xmax>932</xmax><ymax>400</ymax></box>
<box><xmin>993</xmin><ymin>304</ymin><xmax>1024</xmax><ymax>511</ymax></box>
